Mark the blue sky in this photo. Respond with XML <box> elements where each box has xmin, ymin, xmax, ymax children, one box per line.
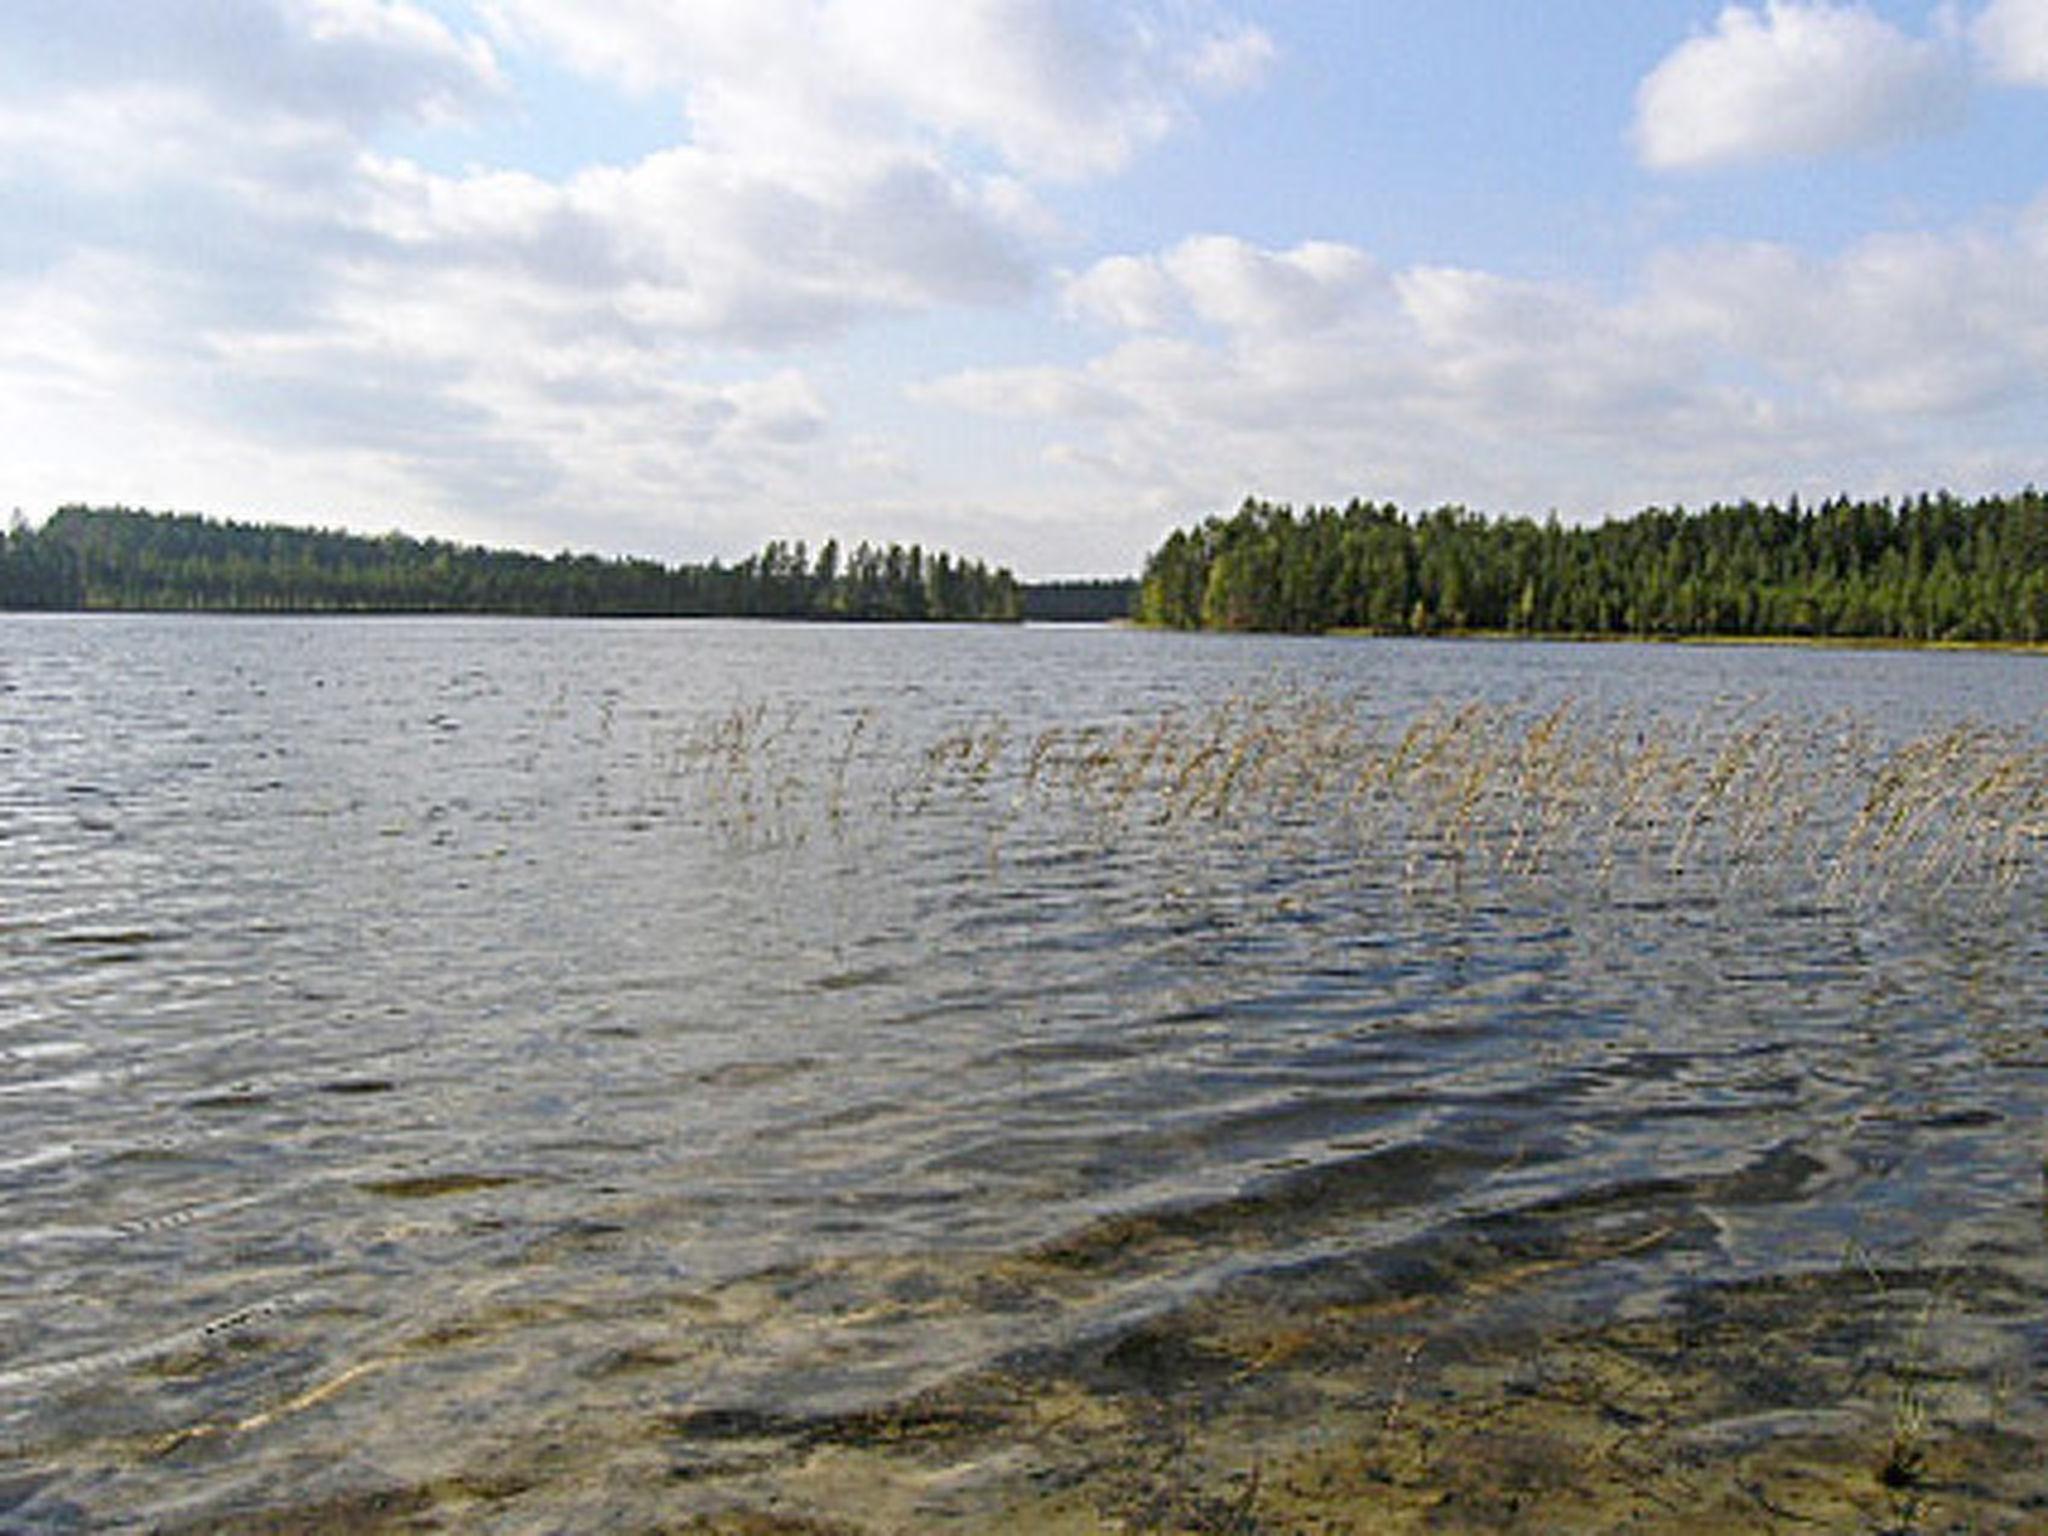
<box><xmin>2</xmin><ymin>1</ymin><xmax>2044</xmax><ymax>576</ymax></box>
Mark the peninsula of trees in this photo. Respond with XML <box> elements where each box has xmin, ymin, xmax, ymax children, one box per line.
<box><xmin>0</xmin><ymin>505</ymin><xmax>1021</xmax><ymax>621</ymax></box>
<box><xmin>1138</xmin><ymin>491</ymin><xmax>2048</xmax><ymax>644</ymax></box>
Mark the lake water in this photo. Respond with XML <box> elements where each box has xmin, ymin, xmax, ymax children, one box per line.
<box><xmin>2</xmin><ymin>617</ymin><xmax>2045</xmax><ymax>1531</ymax></box>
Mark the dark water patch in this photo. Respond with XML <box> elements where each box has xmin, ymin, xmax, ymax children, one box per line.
<box><xmin>660</xmin><ymin>1405</ymin><xmax>823</xmax><ymax>1443</ymax></box>
<box><xmin>677</xmin><ymin>1395</ymin><xmax>1013</xmax><ymax>1458</ymax></box>
<box><xmin>1592</xmin><ymin>1095</ymin><xmax>1785</xmax><ymax>1128</ymax></box>
<box><xmin>1672</xmin><ymin>1260</ymin><xmax>2046</xmax><ymax>1333</ymax></box>
<box><xmin>44</xmin><ymin>927</ymin><xmax>160</xmax><ymax>947</ymax></box>
<box><xmin>581</xmin><ymin>1342</ymin><xmax>686</xmax><ymax>1380</ymax></box>
<box><xmin>744</xmin><ymin>1096</ymin><xmax>903</xmax><ymax>1144</ymax></box>
<box><xmin>1915</xmin><ymin>1106</ymin><xmax>2003</xmax><ymax>1130</ymax></box>
<box><xmin>1592</xmin><ymin>1047</ymin><xmax>1703</xmax><ymax>1082</ymax></box>
<box><xmin>811</xmin><ymin>965</ymin><xmax>899</xmax><ymax>993</ymax></box>
<box><xmin>986</xmin><ymin>1033</ymin><xmax>1150</xmax><ymax>1069</ymax></box>
<box><xmin>1087</xmin><ymin>1320</ymin><xmax>1241</xmax><ymax>1397</ymax></box>
<box><xmin>43</xmin><ymin>928</ymin><xmax>167</xmax><ymax>965</ymax></box>
<box><xmin>1256</xmin><ymin>1198</ymin><xmax>1717</xmax><ymax>1322</ymax></box>
<box><xmin>0</xmin><ymin>1477</ymin><xmax>94</xmax><ymax>1536</ymax></box>
<box><xmin>1025</xmin><ymin>1140</ymin><xmax>1520</xmax><ymax>1276</ymax></box>
<box><xmin>1506</xmin><ymin>1141</ymin><xmax>1841</xmax><ymax>1234</ymax></box>
<box><xmin>186</xmin><ymin>1090</ymin><xmax>273</xmax><ymax>1112</ymax></box>
<box><xmin>693</xmin><ymin>1056</ymin><xmax>823</xmax><ymax>1090</ymax></box>
<box><xmin>358</xmin><ymin>1173</ymin><xmax>524</xmax><ymax>1200</ymax></box>
<box><xmin>1142</xmin><ymin>999</ymin><xmax>1233</xmax><ymax>1030</ymax></box>
<box><xmin>521</xmin><ymin>1218</ymin><xmax>632</xmax><ymax>1263</ymax></box>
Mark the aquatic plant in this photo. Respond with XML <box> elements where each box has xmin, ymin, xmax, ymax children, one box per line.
<box><xmin>667</xmin><ymin>690</ymin><xmax>2048</xmax><ymax>913</ymax></box>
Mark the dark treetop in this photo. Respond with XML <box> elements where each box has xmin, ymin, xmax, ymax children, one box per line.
<box><xmin>1137</xmin><ymin>490</ymin><xmax>2048</xmax><ymax>643</ymax></box>
<box><xmin>0</xmin><ymin>506</ymin><xmax>1022</xmax><ymax>621</ymax></box>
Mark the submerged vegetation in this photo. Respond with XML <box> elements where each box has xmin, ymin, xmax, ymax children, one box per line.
<box><xmin>1139</xmin><ymin>489</ymin><xmax>2048</xmax><ymax>642</ymax></box>
<box><xmin>0</xmin><ymin>505</ymin><xmax>1022</xmax><ymax>619</ymax></box>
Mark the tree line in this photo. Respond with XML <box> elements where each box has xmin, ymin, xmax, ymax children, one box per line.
<box><xmin>0</xmin><ymin>506</ymin><xmax>1022</xmax><ymax>621</ymax></box>
<box><xmin>1137</xmin><ymin>490</ymin><xmax>2048</xmax><ymax>643</ymax></box>
<box><xmin>1019</xmin><ymin>578</ymin><xmax>1139</xmax><ymax>622</ymax></box>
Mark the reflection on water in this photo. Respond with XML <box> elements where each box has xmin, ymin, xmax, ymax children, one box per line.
<box><xmin>1</xmin><ymin>617</ymin><xmax>2045</xmax><ymax>1531</ymax></box>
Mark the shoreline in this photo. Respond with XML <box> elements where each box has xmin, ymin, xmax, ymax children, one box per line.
<box><xmin>1202</xmin><ymin>623</ymin><xmax>2048</xmax><ymax>656</ymax></box>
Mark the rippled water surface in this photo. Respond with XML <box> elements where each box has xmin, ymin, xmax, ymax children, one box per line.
<box><xmin>2</xmin><ymin>616</ymin><xmax>2045</xmax><ymax>1531</ymax></box>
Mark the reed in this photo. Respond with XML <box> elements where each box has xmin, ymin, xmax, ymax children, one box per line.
<box><xmin>669</xmin><ymin>690</ymin><xmax>2047</xmax><ymax>909</ymax></box>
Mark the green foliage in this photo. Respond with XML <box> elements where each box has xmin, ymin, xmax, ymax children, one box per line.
<box><xmin>1021</xmin><ymin>579</ymin><xmax>1138</xmax><ymax>622</ymax></box>
<box><xmin>1138</xmin><ymin>490</ymin><xmax>2048</xmax><ymax>643</ymax></box>
<box><xmin>0</xmin><ymin>506</ymin><xmax>1021</xmax><ymax>622</ymax></box>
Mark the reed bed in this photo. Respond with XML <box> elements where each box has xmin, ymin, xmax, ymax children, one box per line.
<box><xmin>672</xmin><ymin>692</ymin><xmax>2048</xmax><ymax>910</ymax></box>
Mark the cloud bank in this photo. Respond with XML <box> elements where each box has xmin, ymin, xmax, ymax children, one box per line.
<box><xmin>930</xmin><ymin>207</ymin><xmax>2048</xmax><ymax>541</ymax></box>
<box><xmin>0</xmin><ymin>0</ymin><xmax>1271</xmax><ymax>553</ymax></box>
<box><xmin>480</xmin><ymin>0</ymin><xmax>1272</xmax><ymax>180</ymax></box>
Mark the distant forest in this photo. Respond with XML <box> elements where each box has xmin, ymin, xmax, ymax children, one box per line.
<box><xmin>1139</xmin><ymin>490</ymin><xmax>2048</xmax><ymax>643</ymax></box>
<box><xmin>0</xmin><ymin>506</ymin><xmax>1022</xmax><ymax>621</ymax></box>
<box><xmin>1019</xmin><ymin>578</ymin><xmax>1139</xmax><ymax>623</ymax></box>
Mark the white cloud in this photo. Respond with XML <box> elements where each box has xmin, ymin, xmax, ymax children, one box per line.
<box><xmin>0</xmin><ymin>0</ymin><xmax>503</xmax><ymax>130</ymax></box>
<box><xmin>930</xmin><ymin>214</ymin><xmax>2048</xmax><ymax>531</ymax></box>
<box><xmin>0</xmin><ymin>0</ymin><xmax>1278</xmax><ymax>566</ymax></box>
<box><xmin>1643</xmin><ymin>220</ymin><xmax>2048</xmax><ymax>415</ymax></box>
<box><xmin>916</xmin><ymin>365</ymin><xmax>1134</xmax><ymax>421</ymax></box>
<box><xmin>1974</xmin><ymin>0</ymin><xmax>2048</xmax><ymax>85</ymax></box>
<box><xmin>1184</xmin><ymin>25</ymin><xmax>1279</xmax><ymax>93</ymax></box>
<box><xmin>1166</xmin><ymin>237</ymin><xmax>1380</xmax><ymax>335</ymax></box>
<box><xmin>354</xmin><ymin>144</ymin><xmax>1037</xmax><ymax>342</ymax></box>
<box><xmin>1634</xmin><ymin>2</ymin><xmax>1968</xmax><ymax>170</ymax></box>
<box><xmin>1062</xmin><ymin>239</ymin><xmax>1379</xmax><ymax>336</ymax></box>
<box><xmin>482</xmin><ymin>0</ymin><xmax>1272</xmax><ymax>181</ymax></box>
<box><xmin>475</xmin><ymin>0</ymin><xmax>783</xmax><ymax>99</ymax></box>
<box><xmin>1063</xmin><ymin>254</ymin><xmax>1184</xmax><ymax>330</ymax></box>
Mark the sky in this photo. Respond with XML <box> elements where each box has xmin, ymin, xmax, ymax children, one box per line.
<box><xmin>2</xmin><ymin>1</ymin><xmax>2045</xmax><ymax>578</ymax></box>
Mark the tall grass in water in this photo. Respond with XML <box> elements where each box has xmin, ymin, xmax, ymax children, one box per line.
<box><xmin>673</xmin><ymin>691</ymin><xmax>2048</xmax><ymax>908</ymax></box>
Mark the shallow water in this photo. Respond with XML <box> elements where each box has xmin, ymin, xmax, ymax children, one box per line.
<box><xmin>1</xmin><ymin>617</ymin><xmax>2045</xmax><ymax>1531</ymax></box>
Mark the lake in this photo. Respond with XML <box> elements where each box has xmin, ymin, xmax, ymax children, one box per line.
<box><xmin>3</xmin><ymin>616</ymin><xmax>2045</xmax><ymax>1532</ymax></box>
